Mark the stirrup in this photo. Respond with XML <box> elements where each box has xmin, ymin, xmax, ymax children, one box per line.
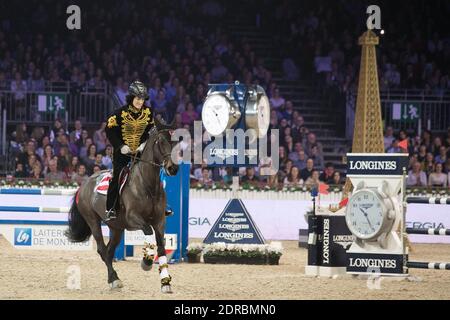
<box><xmin>105</xmin><ymin>208</ymin><xmax>117</xmax><ymax>221</ymax></box>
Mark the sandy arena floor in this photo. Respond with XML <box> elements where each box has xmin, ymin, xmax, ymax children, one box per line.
<box><xmin>1</xmin><ymin>237</ymin><xmax>449</xmax><ymax>300</ymax></box>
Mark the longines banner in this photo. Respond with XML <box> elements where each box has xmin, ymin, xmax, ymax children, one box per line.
<box><xmin>346</xmin><ymin>153</ymin><xmax>409</xmax><ymax>176</ymax></box>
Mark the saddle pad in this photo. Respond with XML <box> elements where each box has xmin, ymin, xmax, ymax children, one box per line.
<box><xmin>94</xmin><ymin>169</ymin><xmax>130</xmax><ymax>196</ymax></box>
<box><xmin>94</xmin><ymin>172</ymin><xmax>112</xmax><ymax>195</ymax></box>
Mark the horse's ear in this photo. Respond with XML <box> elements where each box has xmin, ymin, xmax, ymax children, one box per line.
<box><xmin>154</xmin><ymin>116</ymin><xmax>162</xmax><ymax>130</ymax></box>
<box><xmin>169</xmin><ymin>118</ymin><xmax>176</xmax><ymax>130</ymax></box>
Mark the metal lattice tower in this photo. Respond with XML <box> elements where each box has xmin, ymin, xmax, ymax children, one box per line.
<box><xmin>342</xmin><ymin>30</ymin><xmax>385</xmax><ymax>201</ymax></box>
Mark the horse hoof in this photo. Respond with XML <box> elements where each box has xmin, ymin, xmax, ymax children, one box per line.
<box><xmin>161</xmin><ymin>285</ymin><xmax>173</xmax><ymax>294</ymax></box>
<box><xmin>110</xmin><ymin>279</ymin><xmax>123</xmax><ymax>289</ymax></box>
<box><xmin>141</xmin><ymin>258</ymin><xmax>153</xmax><ymax>271</ymax></box>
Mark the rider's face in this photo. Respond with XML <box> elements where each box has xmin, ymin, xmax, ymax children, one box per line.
<box><xmin>132</xmin><ymin>97</ymin><xmax>144</xmax><ymax>109</ymax></box>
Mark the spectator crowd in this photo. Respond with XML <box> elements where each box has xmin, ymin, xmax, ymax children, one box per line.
<box><xmin>1</xmin><ymin>1</ymin><xmax>449</xmax><ymax>190</ymax></box>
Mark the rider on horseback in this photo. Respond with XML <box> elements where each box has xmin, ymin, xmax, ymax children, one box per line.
<box><xmin>104</xmin><ymin>80</ymin><xmax>175</xmax><ymax>221</ymax></box>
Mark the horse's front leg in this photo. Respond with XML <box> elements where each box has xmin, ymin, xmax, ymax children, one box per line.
<box><xmin>154</xmin><ymin>224</ymin><xmax>172</xmax><ymax>294</ymax></box>
<box><xmin>141</xmin><ymin>224</ymin><xmax>156</xmax><ymax>271</ymax></box>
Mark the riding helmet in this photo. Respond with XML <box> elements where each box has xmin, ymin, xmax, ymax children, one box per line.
<box><xmin>128</xmin><ymin>80</ymin><xmax>149</xmax><ymax>100</ymax></box>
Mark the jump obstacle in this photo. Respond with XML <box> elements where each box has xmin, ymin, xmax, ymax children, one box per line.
<box><xmin>405</xmin><ymin>196</ymin><xmax>450</xmax><ymax>271</ymax></box>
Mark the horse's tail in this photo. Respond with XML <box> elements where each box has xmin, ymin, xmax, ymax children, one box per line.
<box><xmin>64</xmin><ymin>190</ymin><xmax>92</xmax><ymax>242</ymax></box>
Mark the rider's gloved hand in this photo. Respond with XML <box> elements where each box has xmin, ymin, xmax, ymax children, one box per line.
<box><xmin>136</xmin><ymin>142</ymin><xmax>147</xmax><ymax>153</ymax></box>
<box><xmin>120</xmin><ymin>145</ymin><xmax>131</xmax><ymax>154</ymax></box>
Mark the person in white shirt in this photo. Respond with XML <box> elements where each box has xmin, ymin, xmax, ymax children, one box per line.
<box><xmin>407</xmin><ymin>161</ymin><xmax>427</xmax><ymax>186</ymax></box>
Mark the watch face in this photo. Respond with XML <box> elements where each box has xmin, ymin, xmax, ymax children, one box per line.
<box><xmin>202</xmin><ymin>94</ymin><xmax>230</xmax><ymax>136</ymax></box>
<box><xmin>257</xmin><ymin>95</ymin><xmax>270</xmax><ymax>138</ymax></box>
<box><xmin>346</xmin><ymin>190</ymin><xmax>385</xmax><ymax>239</ymax></box>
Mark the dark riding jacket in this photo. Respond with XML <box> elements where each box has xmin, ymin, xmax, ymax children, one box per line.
<box><xmin>105</xmin><ymin>104</ymin><xmax>155</xmax><ymax>154</ymax></box>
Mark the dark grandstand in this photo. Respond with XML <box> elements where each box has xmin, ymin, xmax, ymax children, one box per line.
<box><xmin>0</xmin><ymin>0</ymin><xmax>449</xmax><ymax>190</ymax></box>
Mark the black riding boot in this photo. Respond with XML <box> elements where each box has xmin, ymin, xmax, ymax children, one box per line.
<box><xmin>105</xmin><ymin>180</ymin><xmax>119</xmax><ymax>221</ymax></box>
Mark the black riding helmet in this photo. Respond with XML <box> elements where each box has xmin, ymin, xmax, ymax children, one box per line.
<box><xmin>128</xmin><ymin>80</ymin><xmax>149</xmax><ymax>100</ymax></box>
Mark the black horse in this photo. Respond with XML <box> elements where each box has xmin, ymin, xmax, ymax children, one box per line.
<box><xmin>65</xmin><ymin>118</ymin><xmax>178</xmax><ymax>293</ymax></box>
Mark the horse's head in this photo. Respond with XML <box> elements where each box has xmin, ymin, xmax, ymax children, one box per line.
<box><xmin>145</xmin><ymin>117</ymin><xmax>178</xmax><ymax>176</ymax></box>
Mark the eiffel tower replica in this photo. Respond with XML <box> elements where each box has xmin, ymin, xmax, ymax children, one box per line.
<box><xmin>340</xmin><ymin>29</ymin><xmax>385</xmax><ymax>203</ymax></box>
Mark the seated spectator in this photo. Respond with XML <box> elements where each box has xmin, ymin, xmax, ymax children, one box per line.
<box><xmin>92</xmin><ymin>165</ymin><xmax>102</xmax><ymax>174</ymax></box>
<box><xmin>30</xmin><ymin>162</ymin><xmax>44</xmax><ymax>180</ymax></box>
<box><xmin>45</xmin><ymin>159</ymin><xmax>67</xmax><ymax>182</ymax></box>
<box><xmin>304</xmin><ymin>169</ymin><xmax>322</xmax><ymax>188</ymax></box>
<box><xmin>93</xmin><ymin>154</ymin><xmax>107</xmax><ymax>171</ymax></box>
<box><xmin>281</xmin><ymin>100</ymin><xmax>295</xmax><ymax>124</ymax></box>
<box><xmin>293</xmin><ymin>150</ymin><xmax>308</xmax><ymax>170</ymax></box>
<box><xmin>269</xmin><ymin>88</ymin><xmax>285</xmax><ymax>110</ymax></box>
<box><xmin>181</xmin><ymin>102</ymin><xmax>199</xmax><ymax>127</ymax></box>
<box><xmin>444</xmin><ymin>158</ymin><xmax>450</xmax><ymax>174</ymax></box>
<box><xmin>288</xmin><ymin>142</ymin><xmax>303</xmax><ymax>162</ymax></box>
<box><xmin>310</xmin><ymin>145</ymin><xmax>324</xmax><ymax>169</ymax></box>
<box><xmin>114</xmin><ymin>78</ymin><xmax>128</xmax><ymax>104</ymax></box>
<box><xmin>407</xmin><ymin>161</ymin><xmax>427</xmax><ymax>186</ymax></box>
<box><xmin>49</xmin><ymin>119</ymin><xmax>66</xmax><ymax>144</ymax></box>
<box><xmin>431</xmin><ymin>136</ymin><xmax>443</xmax><ymax>157</ymax></box>
<box><xmin>283</xmin><ymin>135</ymin><xmax>294</xmax><ymax>154</ymax></box>
<box><xmin>387</xmin><ymin>139</ymin><xmax>403</xmax><ymax>153</ymax></box>
<box><xmin>422</xmin><ymin>152</ymin><xmax>435</xmax><ymax>176</ymax></box>
<box><xmin>93</xmin><ymin>122</ymin><xmax>107</xmax><ymax>153</ymax></box>
<box><xmin>41</xmin><ymin>144</ymin><xmax>54</xmax><ymax>170</ymax></box>
<box><xmin>17</xmin><ymin>140</ymin><xmax>41</xmax><ymax>166</ymax></box>
<box><xmin>428</xmin><ymin>163</ymin><xmax>447</xmax><ymax>187</ymax></box>
<box><xmin>10</xmin><ymin>72</ymin><xmax>27</xmax><ymax>119</ymax></box>
<box><xmin>102</xmin><ymin>145</ymin><xmax>113</xmax><ymax>170</ymax></box>
<box><xmin>57</xmin><ymin>146</ymin><xmax>71</xmax><ymax>172</ymax></box>
<box><xmin>153</xmin><ymin>89</ymin><xmax>168</xmax><ymax>117</ymax></box>
<box><xmin>66</xmin><ymin>156</ymin><xmax>80</xmax><ymax>179</ymax></box>
<box><xmin>13</xmin><ymin>123</ymin><xmax>29</xmax><ymax>145</ymax></box>
<box><xmin>278</xmin><ymin>159</ymin><xmax>293</xmax><ymax>183</ymax></box>
<box><xmin>198</xmin><ymin>168</ymin><xmax>213</xmax><ymax>186</ymax></box>
<box><xmin>211</xmin><ymin>58</ymin><xmax>228</xmax><ymax>82</ymax></box>
<box><xmin>300</xmin><ymin>158</ymin><xmax>315</xmax><ymax>181</ymax></box>
<box><xmin>54</xmin><ymin>134</ymin><xmax>78</xmax><ymax>158</ymax></box>
<box><xmin>417</xmin><ymin>145</ymin><xmax>427</xmax><ymax>163</ymax></box>
<box><xmin>241</xmin><ymin>167</ymin><xmax>259</xmax><ymax>185</ymax></box>
<box><xmin>71</xmin><ymin>164</ymin><xmax>89</xmax><ymax>185</ymax></box>
<box><xmin>435</xmin><ymin>146</ymin><xmax>448</xmax><ymax>164</ymax></box>
<box><xmin>69</xmin><ymin>120</ymin><xmax>83</xmax><ymax>145</ymax></box>
<box><xmin>319</xmin><ymin>163</ymin><xmax>335</xmax><ymax>184</ymax></box>
<box><xmin>82</xmin><ymin>144</ymin><xmax>97</xmax><ymax>175</ymax></box>
<box><xmin>384</xmin><ymin>126</ymin><xmax>395</xmax><ymax>151</ymax></box>
<box><xmin>14</xmin><ymin>163</ymin><xmax>28</xmax><ymax>178</ymax></box>
<box><xmin>24</xmin><ymin>154</ymin><xmax>39</xmax><ymax>175</ymax></box>
<box><xmin>79</xmin><ymin>137</ymin><xmax>93</xmax><ymax>159</ymax></box>
<box><xmin>332</xmin><ymin>171</ymin><xmax>343</xmax><ymax>185</ymax></box>
<box><xmin>304</xmin><ymin>133</ymin><xmax>323</xmax><ymax>157</ymax></box>
<box><xmin>283</xmin><ymin>166</ymin><xmax>303</xmax><ymax>187</ymax></box>
<box><xmin>221</xmin><ymin>167</ymin><xmax>233</xmax><ymax>185</ymax></box>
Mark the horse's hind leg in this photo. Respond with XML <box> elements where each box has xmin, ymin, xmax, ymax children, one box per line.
<box><xmin>91</xmin><ymin>221</ymin><xmax>107</xmax><ymax>262</ymax></box>
<box><xmin>154</xmin><ymin>224</ymin><xmax>172</xmax><ymax>294</ymax></box>
<box><xmin>105</xmin><ymin>228</ymin><xmax>124</xmax><ymax>289</ymax></box>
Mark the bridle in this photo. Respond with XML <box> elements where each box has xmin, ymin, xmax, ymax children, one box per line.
<box><xmin>125</xmin><ymin>128</ymin><xmax>173</xmax><ymax>168</ymax></box>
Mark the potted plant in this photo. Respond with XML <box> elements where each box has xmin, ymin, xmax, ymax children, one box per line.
<box><xmin>186</xmin><ymin>242</ymin><xmax>203</xmax><ymax>263</ymax></box>
<box><xmin>267</xmin><ymin>242</ymin><xmax>283</xmax><ymax>265</ymax></box>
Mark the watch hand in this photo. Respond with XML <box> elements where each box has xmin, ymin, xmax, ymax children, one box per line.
<box><xmin>360</xmin><ymin>208</ymin><xmax>375</xmax><ymax>231</ymax></box>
